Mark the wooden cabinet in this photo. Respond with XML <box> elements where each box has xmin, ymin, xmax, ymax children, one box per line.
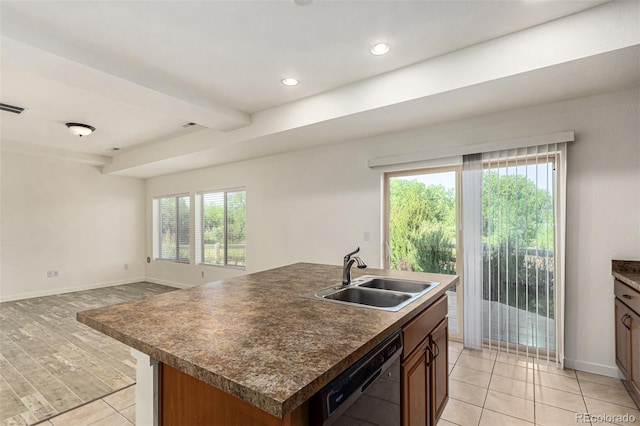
<box><xmin>159</xmin><ymin>363</ymin><xmax>307</xmax><ymax>426</ymax></box>
<box><xmin>614</xmin><ymin>278</ymin><xmax>640</xmax><ymax>405</ymax></box>
<box><xmin>632</xmin><ymin>311</ymin><xmax>640</xmax><ymax>397</ymax></box>
<box><xmin>429</xmin><ymin>319</ymin><xmax>448</xmax><ymax>423</ymax></box>
<box><xmin>401</xmin><ymin>295</ymin><xmax>448</xmax><ymax>426</ymax></box>
<box><xmin>615</xmin><ymin>298</ymin><xmax>632</xmax><ymax>377</ymax></box>
<box><xmin>402</xmin><ymin>339</ymin><xmax>429</xmax><ymax>426</ymax></box>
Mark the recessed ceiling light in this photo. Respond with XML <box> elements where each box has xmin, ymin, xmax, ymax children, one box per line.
<box><xmin>65</xmin><ymin>122</ymin><xmax>95</xmax><ymax>137</ymax></box>
<box><xmin>370</xmin><ymin>42</ymin><xmax>390</xmax><ymax>56</ymax></box>
<box><xmin>281</xmin><ymin>77</ymin><xmax>299</xmax><ymax>86</ymax></box>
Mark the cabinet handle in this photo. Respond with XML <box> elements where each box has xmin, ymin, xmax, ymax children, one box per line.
<box><xmin>622</xmin><ymin>314</ymin><xmax>632</xmax><ymax>330</ymax></box>
<box><xmin>623</xmin><ymin>294</ymin><xmax>633</xmax><ymax>300</ymax></box>
<box><xmin>425</xmin><ymin>345</ymin><xmax>435</xmax><ymax>367</ymax></box>
<box><xmin>432</xmin><ymin>341</ymin><xmax>440</xmax><ymax>358</ymax></box>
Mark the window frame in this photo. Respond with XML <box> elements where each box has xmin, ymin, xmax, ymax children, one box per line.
<box><xmin>153</xmin><ymin>193</ymin><xmax>191</xmax><ymax>264</ymax></box>
<box><xmin>196</xmin><ymin>187</ymin><xmax>246</xmax><ymax>269</ymax></box>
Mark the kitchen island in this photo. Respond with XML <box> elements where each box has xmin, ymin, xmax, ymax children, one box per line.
<box><xmin>77</xmin><ymin>263</ymin><xmax>458</xmax><ymax>425</ymax></box>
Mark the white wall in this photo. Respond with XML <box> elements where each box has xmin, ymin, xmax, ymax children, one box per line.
<box><xmin>0</xmin><ymin>152</ymin><xmax>146</xmax><ymax>301</ymax></box>
<box><xmin>146</xmin><ymin>87</ymin><xmax>640</xmax><ymax>376</ymax></box>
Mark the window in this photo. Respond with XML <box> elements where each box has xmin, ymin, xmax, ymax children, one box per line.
<box><xmin>196</xmin><ymin>189</ymin><xmax>246</xmax><ymax>268</ymax></box>
<box><xmin>154</xmin><ymin>195</ymin><xmax>190</xmax><ymax>262</ymax></box>
<box><xmin>385</xmin><ymin>167</ymin><xmax>462</xmax><ymax>340</ymax></box>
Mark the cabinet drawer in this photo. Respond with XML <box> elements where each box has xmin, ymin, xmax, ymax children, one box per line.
<box><xmin>403</xmin><ymin>295</ymin><xmax>447</xmax><ymax>359</ymax></box>
<box><xmin>615</xmin><ymin>279</ymin><xmax>640</xmax><ymax>315</ymax></box>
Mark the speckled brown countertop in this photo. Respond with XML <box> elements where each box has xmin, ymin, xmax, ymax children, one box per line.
<box><xmin>77</xmin><ymin>263</ymin><xmax>457</xmax><ymax>418</ymax></box>
<box><xmin>613</xmin><ymin>260</ymin><xmax>640</xmax><ymax>292</ymax></box>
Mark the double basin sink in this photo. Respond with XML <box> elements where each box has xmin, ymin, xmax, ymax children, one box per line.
<box><xmin>304</xmin><ymin>276</ymin><xmax>438</xmax><ymax>312</ymax></box>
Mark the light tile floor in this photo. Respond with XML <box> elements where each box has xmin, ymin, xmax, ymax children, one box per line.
<box><xmin>41</xmin><ymin>341</ymin><xmax>639</xmax><ymax>426</ymax></box>
<box><xmin>0</xmin><ymin>283</ymin><xmax>175</xmax><ymax>425</ymax></box>
<box><xmin>439</xmin><ymin>341</ymin><xmax>639</xmax><ymax>426</ymax></box>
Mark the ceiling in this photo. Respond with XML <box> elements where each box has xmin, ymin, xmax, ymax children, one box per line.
<box><xmin>1</xmin><ymin>0</ymin><xmax>638</xmax><ymax>178</ymax></box>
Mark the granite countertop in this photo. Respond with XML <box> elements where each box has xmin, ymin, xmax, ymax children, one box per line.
<box><xmin>77</xmin><ymin>262</ymin><xmax>457</xmax><ymax>418</ymax></box>
<box><xmin>613</xmin><ymin>260</ymin><xmax>640</xmax><ymax>292</ymax></box>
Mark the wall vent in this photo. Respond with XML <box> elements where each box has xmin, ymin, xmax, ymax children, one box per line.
<box><xmin>0</xmin><ymin>103</ymin><xmax>25</xmax><ymax>114</ymax></box>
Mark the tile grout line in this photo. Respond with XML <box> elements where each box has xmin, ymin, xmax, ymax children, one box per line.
<box><xmin>575</xmin><ymin>377</ymin><xmax>593</xmax><ymax>426</ymax></box>
<box><xmin>101</xmin><ymin>383</ymin><xmax>136</xmax><ymax>412</ymax></box>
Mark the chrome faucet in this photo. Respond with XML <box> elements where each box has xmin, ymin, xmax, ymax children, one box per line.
<box><xmin>343</xmin><ymin>247</ymin><xmax>367</xmax><ymax>285</ymax></box>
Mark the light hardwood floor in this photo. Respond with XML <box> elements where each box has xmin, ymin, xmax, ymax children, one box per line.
<box><xmin>0</xmin><ymin>283</ymin><xmax>175</xmax><ymax>425</ymax></box>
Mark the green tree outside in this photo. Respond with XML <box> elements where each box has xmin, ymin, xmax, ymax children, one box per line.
<box><xmin>388</xmin><ymin>178</ymin><xmax>456</xmax><ymax>274</ymax></box>
<box><xmin>202</xmin><ymin>191</ymin><xmax>246</xmax><ymax>266</ymax></box>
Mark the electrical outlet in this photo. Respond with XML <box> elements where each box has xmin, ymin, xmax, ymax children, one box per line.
<box><xmin>363</xmin><ymin>231</ymin><xmax>370</xmax><ymax>242</ymax></box>
<box><xmin>201</xmin><ymin>271</ymin><xmax>205</xmax><ymax>278</ymax></box>
<box><xmin>124</xmin><ymin>264</ymin><xmax>129</xmax><ymax>270</ymax></box>
<box><xmin>47</xmin><ymin>270</ymin><xmax>59</xmax><ymax>278</ymax></box>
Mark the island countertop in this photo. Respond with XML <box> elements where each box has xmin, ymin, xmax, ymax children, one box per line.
<box><xmin>613</xmin><ymin>260</ymin><xmax>640</xmax><ymax>292</ymax></box>
<box><xmin>77</xmin><ymin>263</ymin><xmax>458</xmax><ymax>418</ymax></box>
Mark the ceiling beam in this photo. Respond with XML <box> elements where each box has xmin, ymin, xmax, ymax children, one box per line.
<box><xmin>1</xmin><ymin>140</ymin><xmax>110</xmax><ymax>167</ymax></box>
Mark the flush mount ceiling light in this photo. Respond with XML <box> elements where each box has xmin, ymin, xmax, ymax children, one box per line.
<box><xmin>281</xmin><ymin>77</ymin><xmax>299</xmax><ymax>86</ymax></box>
<box><xmin>370</xmin><ymin>42</ymin><xmax>390</xmax><ymax>56</ymax></box>
<box><xmin>65</xmin><ymin>122</ymin><xmax>95</xmax><ymax>137</ymax></box>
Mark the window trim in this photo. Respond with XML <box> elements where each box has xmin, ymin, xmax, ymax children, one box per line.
<box><xmin>196</xmin><ymin>187</ymin><xmax>246</xmax><ymax>269</ymax></box>
<box><xmin>153</xmin><ymin>193</ymin><xmax>191</xmax><ymax>264</ymax></box>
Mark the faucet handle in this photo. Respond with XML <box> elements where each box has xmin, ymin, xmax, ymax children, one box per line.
<box><xmin>344</xmin><ymin>247</ymin><xmax>360</xmax><ymax>260</ymax></box>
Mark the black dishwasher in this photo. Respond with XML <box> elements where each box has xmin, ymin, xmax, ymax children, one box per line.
<box><xmin>309</xmin><ymin>330</ymin><xmax>402</xmax><ymax>426</ymax></box>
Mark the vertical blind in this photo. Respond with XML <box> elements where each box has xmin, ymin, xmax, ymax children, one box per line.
<box><xmin>463</xmin><ymin>143</ymin><xmax>566</xmax><ymax>365</ymax></box>
<box><xmin>156</xmin><ymin>195</ymin><xmax>190</xmax><ymax>262</ymax></box>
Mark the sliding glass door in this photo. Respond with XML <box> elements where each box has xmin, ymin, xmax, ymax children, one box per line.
<box><xmin>384</xmin><ymin>167</ymin><xmax>462</xmax><ymax>341</ymax></box>
<box><xmin>384</xmin><ymin>145</ymin><xmax>563</xmax><ymax>359</ymax></box>
<box><xmin>481</xmin><ymin>151</ymin><xmax>558</xmax><ymax>357</ymax></box>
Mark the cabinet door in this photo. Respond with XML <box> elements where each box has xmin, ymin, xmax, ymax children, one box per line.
<box><xmin>630</xmin><ymin>310</ymin><xmax>640</xmax><ymax>395</ymax></box>
<box><xmin>615</xmin><ymin>299</ymin><xmax>632</xmax><ymax>378</ymax></box>
<box><xmin>402</xmin><ymin>340</ymin><xmax>429</xmax><ymax>426</ymax></box>
<box><xmin>429</xmin><ymin>320</ymin><xmax>448</xmax><ymax>426</ymax></box>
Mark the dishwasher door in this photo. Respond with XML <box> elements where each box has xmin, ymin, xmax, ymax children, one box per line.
<box><xmin>310</xmin><ymin>331</ymin><xmax>402</xmax><ymax>426</ymax></box>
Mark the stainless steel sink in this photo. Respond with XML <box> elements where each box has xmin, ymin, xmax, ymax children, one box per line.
<box><xmin>324</xmin><ymin>287</ymin><xmax>412</xmax><ymax>308</ymax></box>
<box><xmin>303</xmin><ymin>275</ymin><xmax>438</xmax><ymax>311</ymax></box>
<box><xmin>356</xmin><ymin>277</ymin><xmax>434</xmax><ymax>294</ymax></box>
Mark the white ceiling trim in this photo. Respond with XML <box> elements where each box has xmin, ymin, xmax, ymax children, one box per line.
<box><xmin>1</xmin><ymin>140</ymin><xmax>110</xmax><ymax>167</ymax></box>
<box><xmin>101</xmin><ymin>1</ymin><xmax>639</xmax><ymax>177</ymax></box>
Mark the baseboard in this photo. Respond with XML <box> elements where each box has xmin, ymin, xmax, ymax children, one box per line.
<box><xmin>144</xmin><ymin>277</ymin><xmax>192</xmax><ymax>289</ymax></box>
<box><xmin>0</xmin><ymin>277</ymin><xmax>146</xmax><ymax>302</ymax></box>
<box><xmin>564</xmin><ymin>358</ymin><xmax>623</xmax><ymax>379</ymax></box>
